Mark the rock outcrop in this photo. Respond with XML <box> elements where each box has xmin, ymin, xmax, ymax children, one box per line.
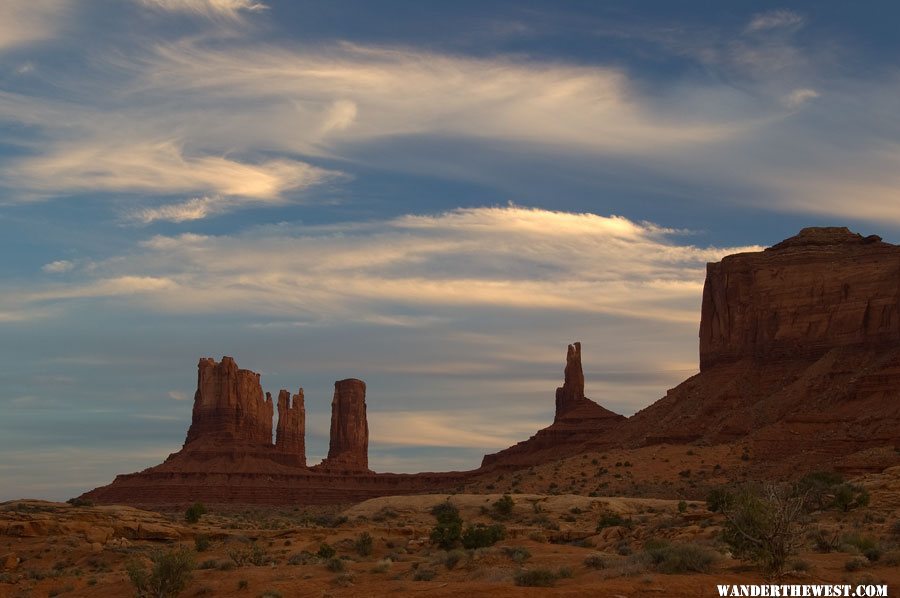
<box><xmin>699</xmin><ymin>227</ymin><xmax>899</xmax><ymax>370</ymax></box>
<box><xmin>318</xmin><ymin>379</ymin><xmax>370</xmax><ymax>472</ymax></box>
<box><xmin>554</xmin><ymin>342</ymin><xmax>585</xmax><ymax>419</ymax></box>
<box><xmin>597</xmin><ymin>227</ymin><xmax>900</xmax><ymax>472</ymax></box>
<box><xmin>185</xmin><ymin>357</ymin><xmax>273</xmax><ymax>447</ymax></box>
<box><xmin>481</xmin><ymin>342</ymin><xmax>625</xmax><ymax>469</ymax></box>
<box><xmin>275</xmin><ymin>389</ymin><xmax>306</xmax><ymax>466</ymax></box>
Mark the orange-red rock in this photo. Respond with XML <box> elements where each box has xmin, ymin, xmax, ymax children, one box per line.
<box><xmin>317</xmin><ymin>379</ymin><xmax>370</xmax><ymax>472</ymax></box>
<box><xmin>275</xmin><ymin>388</ymin><xmax>305</xmax><ymax>466</ymax></box>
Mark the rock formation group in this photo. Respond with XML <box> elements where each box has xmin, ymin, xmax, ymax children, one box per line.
<box><xmin>82</xmin><ymin>227</ymin><xmax>900</xmax><ymax>506</ymax></box>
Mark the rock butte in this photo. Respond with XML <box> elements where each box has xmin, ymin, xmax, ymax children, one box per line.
<box><xmin>82</xmin><ymin>227</ymin><xmax>900</xmax><ymax>505</ymax></box>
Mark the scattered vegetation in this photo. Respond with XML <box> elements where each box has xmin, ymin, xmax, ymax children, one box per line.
<box><xmin>354</xmin><ymin>532</ymin><xmax>373</xmax><ymax>557</ymax></box>
<box><xmin>184</xmin><ymin>502</ymin><xmax>207</xmax><ymax>524</ymax></box>
<box><xmin>461</xmin><ymin>523</ymin><xmax>505</xmax><ymax>549</ymax></box>
<box><xmin>708</xmin><ymin>483</ymin><xmax>807</xmax><ymax>576</ymax></box>
<box><xmin>638</xmin><ymin>540</ymin><xmax>717</xmax><ymax>574</ymax></box>
<box><xmin>126</xmin><ymin>547</ymin><xmax>195</xmax><ymax>598</ymax></box>
<box><xmin>430</xmin><ymin>502</ymin><xmax>463</xmax><ymax>549</ymax></box>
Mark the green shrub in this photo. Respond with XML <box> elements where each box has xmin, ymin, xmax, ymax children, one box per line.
<box><xmin>442</xmin><ymin>549</ymin><xmax>465</xmax><ymax>570</ymax></box>
<box><xmin>354</xmin><ymin>532</ymin><xmax>373</xmax><ymax>557</ymax></box>
<box><xmin>514</xmin><ymin>569</ymin><xmax>559</xmax><ymax>587</ymax></box>
<box><xmin>677</xmin><ymin>500</ymin><xmax>687</xmax><ymax>514</ymax></box>
<box><xmin>596</xmin><ymin>512</ymin><xmax>630</xmax><ymax>531</ymax></box>
<box><xmin>491</xmin><ymin>495</ymin><xmax>515</xmax><ymax>519</ymax></box>
<box><xmin>237</xmin><ymin>579</ymin><xmax>248</xmax><ymax>590</ymax></box>
<box><xmin>194</xmin><ymin>535</ymin><xmax>211</xmax><ymax>553</ymax></box>
<box><xmin>844</xmin><ymin>557</ymin><xmax>868</xmax><ymax>572</ymax></box>
<box><xmin>413</xmin><ymin>568</ymin><xmax>437</xmax><ymax>581</ymax></box>
<box><xmin>640</xmin><ymin>540</ymin><xmax>717</xmax><ymax>574</ymax></box>
<box><xmin>583</xmin><ymin>553</ymin><xmax>606</xmax><ymax>569</ymax></box>
<box><xmin>809</xmin><ymin>528</ymin><xmax>841</xmax><ymax>553</ymax></box>
<box><xmin>372</xmin><ymin>558</ymin><xmax>392</xmax><ymax>573</ymax></box>
<box><xmin>325</xmin><ymin>557</ymin><xmax>345</xmax><ymax>572</ymax></box>
<box><xmin>126</xmin><ymin>547</ymin><xmax>195</xmax><ymax>598</ymax></box>
<box><xmin>430</xmin><ymin>502</ymin><xmax>463</xmax><ymax>550</ymax></box>
<box><xmin>316</xmin><ymin>543</ymin><xmax>336</xmax><ymax>559</ymax></box>
<box><xmin>65</xmin><ymin>498</ymin><xmax>93</xmax><ymax>507</ymax></box>
<box><xmin>831</xmin><ymin>484</ymin><xmax>870</xmax><ymax>512</ymax></box>
<box><xmin>184</xmin><ymin>503</ymin><xmax>206</xmax><ymax>524</ymax></box>
<box><xmin>461</xmin><ymin>523</ymin><xmax>505</xmax><ymax>549</ymax></box>
<box><xmin>502</xmin><ymin>546</ymin><xmax>531</xmax><ymax>563</ymax></box>
<box><xmin>714</xmin><ymin>483</ymin><xmax>807</xmax><ymax>576</ymax></box>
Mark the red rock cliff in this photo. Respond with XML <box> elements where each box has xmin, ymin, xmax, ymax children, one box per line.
<box><xmin>318</xmin><ymin>379</ymin><xmax>369</xmax><ymax>472</ymax></box>
<box><xmin>699</xmin><ymin>227</ymin><xmax>898</xmax><ymax>370</ymax></box>
<box><xmin>184</xmin><ymin>356</ymin><xmax>273</xmax><ymax>447</ymax></box>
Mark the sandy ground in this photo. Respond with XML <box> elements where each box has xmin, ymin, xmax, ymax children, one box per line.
<box><xmin>2</xmin><ymin>466</ymin><xmax>899</xmax><ymax>598</ymax></box>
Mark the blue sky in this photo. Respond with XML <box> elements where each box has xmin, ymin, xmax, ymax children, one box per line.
<box><xmin>2</xmin><ymin>0</ymin><xmax>900</xmax><ymax>501</ymax></box>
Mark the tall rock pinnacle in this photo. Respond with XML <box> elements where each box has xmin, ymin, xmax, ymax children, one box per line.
<box><xmin>554</xmin><ymin>342</ymin><xmax>585</xmax><ymax>420</ymax></box>
<box><xmin>320</xmin><ymin>378</ymin><xmax>370</xmax><ymax>471</ymax></box>
<box><xmin>275</xmin><ymin>388</ymin><xmax>306</xmax><ymax>466</ymax></box>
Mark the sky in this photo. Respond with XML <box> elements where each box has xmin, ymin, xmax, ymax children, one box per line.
<box><xmin>2</xmin><ymin>0</ymin><xmax>900</xmax><ymax>501</ymax></box>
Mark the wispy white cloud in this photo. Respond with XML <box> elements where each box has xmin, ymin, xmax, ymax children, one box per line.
<box><xmin>746</xmin><ymin>10</ymin><xmax>805</xmax><ymax>33</ymax></box>
<box><xmin>4</xmin><ymin>206</ymin><xmax>760</xmax><ymax>325</ymax></box>
<box><xmin>42</xmin><ymin>260</ymin><xmax>74</xmax><ymax>274</ymax></box>
<box><xmin>167</xmin><ymin>390</ymin><xmax>190</xmax><ymax>401</ymax></box>
<box><xmin>0</xmin><ymin>0</ymin><xmax>66</xmax><ymax>51</ymax></box>
<box><xmin>784</xmin><ymin>87</ymin><xmax>819</xmax><ymax>108</ymax></box>
<box><xmin>138</xmin><ymin>0</ymin><xmax>268</xmax><ymax>21</ymax></box>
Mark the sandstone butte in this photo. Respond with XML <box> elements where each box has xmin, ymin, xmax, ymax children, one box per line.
<box><xmin>82</xmin><ymin>227</ymin><xmax>900</xmax><ymax>506</ymax></box>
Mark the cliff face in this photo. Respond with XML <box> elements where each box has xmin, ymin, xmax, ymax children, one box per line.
<box><xmin>699</xmin><ymin>227</ymin><xmax>899</xmax><ymax>370</ymax></box>
<box><xmin>318</xmin><ymin>379</ymin><xmax>370</xmax><ymax>472</ymax></box>
<box><xmin>185</xmin><ymin>357</ymin><xmax>273</xmax><ymax>447</ymax></box>
<box><xmin>603</xmin><ymin>227</ymin><xmax>900</xmax><ymax>468</ymax></box>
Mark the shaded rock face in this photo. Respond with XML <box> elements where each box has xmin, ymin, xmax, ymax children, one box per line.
<box><xmin>185</xmin><ymin>357</ymin><xmax>273</xmax><ymax>447</ymax></box>
<box><xmin>275</xmin><ymin>388</ymin><xmax>306</xmax><ymax>466</ymax></box>
<box><xmin>555</xmin><ymin>342</ymin><xmax>585</xmax><ymax>420</ymax></box>
<box><xmin>700</xmin><ymin>227</ymin><xmax>900</xmax><ymax>370</ymax></box>
<box><xmin>319</xmin><ymin>379</ymin><xmax>370</xmax><ymax>472</ymax></box>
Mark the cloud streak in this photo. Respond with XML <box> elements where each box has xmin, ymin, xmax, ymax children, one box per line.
<box><xmin>3</xmin><ymin>206</ymin><xmax>760</xmax><ymax>324</ymax></box>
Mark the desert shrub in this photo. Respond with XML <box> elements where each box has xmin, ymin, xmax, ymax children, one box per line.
<box><xmin>842</xmin><ymin>534</ymin><xmax>880</xmax><ymax>559</ymax></box>
<box><xmin>316</xmin><ymin>543</ymin><xmax>336</xmax><ymax>560</ymax></box>
<box><xmin>47</xmin><ymin>584</ymin><xmax>75</xmax><ymax>597</ymax></box>
<box><xmin>126</xmin><ymin>547</ymin><xmax>195</xmax><ymax>598</ymax></box>
<box><xmin>312</xmin><ymin>513</ymin><xmax>348</xmax><ymax>528</ymax></box>
<box><xmin>325</xmin><ymin>557</ymin><xmax>345</xmax><ymax>572</ymax></box>
<box><xmin>354</xmin><ymin>532</ymin><xmax>373</xmax><ymax>557</ymax></box>
<box><xmin>677</xmin><ymin>500</ymin><xmax>687</xmax><ymax>514</ymax></box>
<box><xmin>198</xmin><ymin>559</ymin><xmax>218</xmax><ymax>570</ymax></box>
<box><xmin>831</xmin><ymin>484</ymin><xmax>870</xmax><ymax>512</ymax></box>
<box><xmin>66</xmin><ymin>497</ymin><xmax>93</xmax><ymax>507</ymax></box>
<box><xmin>372</xmin><ymin>558</ymin><xmax>392</xmax><ymax>573</ymax></box>
<box><xmin>287</xmin><ymin>551</ymin><xmax>315</xmax><ymax>565</ymax></box>
<box><xmin>882</xmin><ymin>551</ymin><xmax>900</xmax><ymax>567</ymax></box>
<box><xmin>844</xmin><ymin>556</ymin><xmax>868</xmax><ymax>572</ymax></box>
<box><xmin>334</xmin><ymin>572</ymin><xmax>355</xmax><ymax>587</ymax></box>
<box><xmin>584</xmin><ymin>553</ymin><xmax>607</xmax><ymax>569</ymax></box>
<box><xmin>217</xmin><ymin>560</ymin><xmax>236</xmax><ymax>571</ymax></box>
<box><xmin>514</xmin><ymin>568</ymin><xmax>559</xmax><ymax>587</ymax></box>
<box><xmin>790</xmin><ymin>559</ymin><xmax>812</xmax><ymax>572</ymax></box>
<box><xmin>714</xmin><ymin>483</ymin><xmax>808</xmax><ymax>576</ymax></box>
<box><xmin>237</xmin><ymin>579</ymin><xmax>248</xmax><ymax>590</ymax></box>
<box><xmin>491</xmin><ymin>494</ymin><xmax>515</xmax><ymax>520</ymax></box>
<box><xmin>413</xmin><ymin>568</ymin><xmax>437</xmax><ymax>581</ymax></box>
<box><xmin>194</xmin><ymin>535</ymin><xmax>211</xmax><ymax>553</ymax></box>
<box><xmin>809</xmin><ymin>528</ymin><xmax>842</xmax><ymax>553</ymax></box>
<box><xmin>184</xmin><ymin>502</ymin><xmax>206</xmax><ymax>524</ymax></box>
<box><xmin>461</xmin><ymin>523</ymin><xmax>505</xmax><ymax>549</ymax></box>
<box><xmin>891</xmin><ymin>520</ymin><xmax>900</xmax><ymax>537</ymax></box>
<box><xmin>706</xmin><ymin>488</ymin><xmax>734</xmax><ymax>513</ymax></box>
<box><xmin>640</xmin><ymin>540</ymin><xmax>717</xmax><ymax>574</ymax></box>
<box><xmin>442</xmin><ymin>549</ymin><xmax>466</xmax><ymax>570</ymax></box>
<box><xmin>372</xmin><ymin>508</ymin><xmax>398</xmax><ymax>522</ymax></box>
<box><xmin>596</xmin><ymin>512</ymin><xmax>631</xmax><ymax>531</ymax></box>
<box><xmin>227</xmin><ymin>543</ymin><xmax>271</xmax><ymax>567</ymax></box>
<box><xmin>502</xmin><ymin>546</ymin><xmax>531</xmax><ymax>563</ymax></box>
<box><xmin>430</xmin><ymin>502</ymin><xmax>463</xmax><ymax>550</ymax></box>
